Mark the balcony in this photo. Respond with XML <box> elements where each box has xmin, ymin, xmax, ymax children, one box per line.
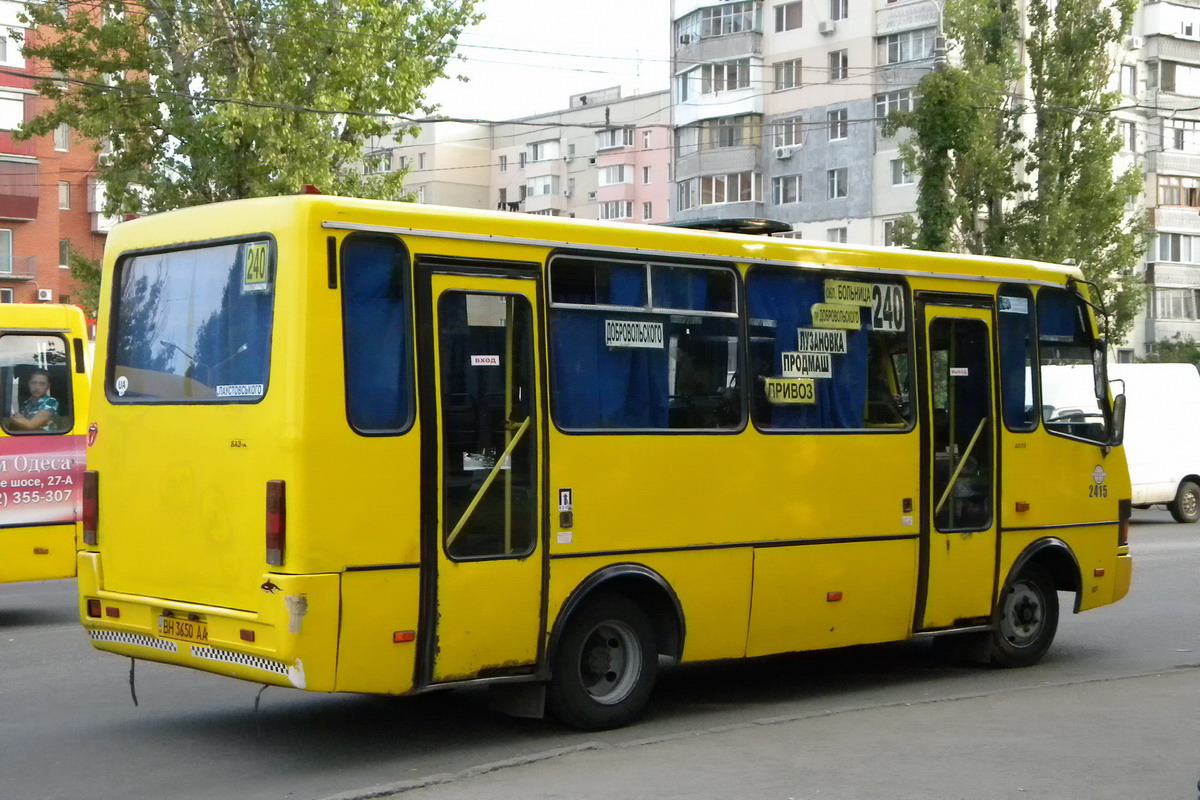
<box><xmin>0</xmin><ymin>160</ymin><xmax>38</xmax><ymax>220</ymax></box>
<box><xmin>0</xmin><ymin>255</ymin><xmax>38</xmax><ymax>281</ymax></box>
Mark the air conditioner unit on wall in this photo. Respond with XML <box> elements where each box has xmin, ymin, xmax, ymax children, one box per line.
<box><xmin>774</xmin><ymin>146</ymin><xmax>796</xmax><ymax>159</ymax></box>
<box><xmin>36</xmin><ymin>289</ymin><xmax>52</xmax><ymax>302</ymax></box>
<box><xmin>1125</xmin><ymin>35</ymin><xmax>1144</xmax><ymax>50</ymax></box>
<box><xmin>818</xmin><ymin>20</ymin><xmax>836</xmax><ymax>35</ymax></box>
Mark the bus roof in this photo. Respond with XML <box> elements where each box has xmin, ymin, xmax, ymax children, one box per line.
<box><xmin>0</xmin><ymin>303</ymin><xmax>87</xmax><ymax>333</ymax></box>
<box><xmin>105</xmin><ymin>195</ymin><xmax>1086</xmax><ymax>289</ymax></box>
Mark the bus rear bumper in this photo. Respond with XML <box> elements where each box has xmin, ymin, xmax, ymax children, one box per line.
<box><xmin>1112</xmin><ymin>552</ymin><xmax>1132</xmax><ymax>604</ymax></box>
<box><xmin>76</xmin><ymin>552</ymin><xmax>339</xmax><ymax>691</ymax></box>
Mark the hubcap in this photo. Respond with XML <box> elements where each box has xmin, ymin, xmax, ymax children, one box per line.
<box><xmin>1000</xmin><ymin>581</ymin><xmax>1044</xmax><ymax>647</ymax></box>
<box><xmin>578</xmin><ymin>620</ymin><xmax>641</xmax><ymax>705</ymax></box>
<box><xmin>1184</xmin><ymin>489</ymin><xmax>1198</xmax><ymax>518</ymax></box>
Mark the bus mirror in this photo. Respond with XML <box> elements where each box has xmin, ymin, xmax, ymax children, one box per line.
<box><xmin>1108</xmin><ymin>393</ymin><xmax>1126</xmax><ymax>448</ymax></box>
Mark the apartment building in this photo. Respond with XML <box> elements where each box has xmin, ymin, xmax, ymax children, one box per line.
<box><xmin>374</xmin><ymin>88</ymin><xmax>672</xmax><ymax>224</ymax></box>
<box><xmin>0</xmin><ymin>1</ymin><xmax>108</xmax><ymax>308</ymax></box>
<box><xmin>671</xmin><ymin>0</ymin><xmax>1200</xmax><ymax>358</ymax></box>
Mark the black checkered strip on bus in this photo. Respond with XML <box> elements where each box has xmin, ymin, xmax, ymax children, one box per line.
<box><xmin>89</xmin><ymin>629</ymin><xmax>179</xmax><ymax>653</ymax></box>
<box><xmin>191</xmin><ymin>645</ymin><xmax>289</xmax><ymax>676</ymax></box>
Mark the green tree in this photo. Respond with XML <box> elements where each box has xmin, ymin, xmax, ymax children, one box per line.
<box><xmin>17</xmin><ymin>0</ymin><xmax>481</xmax><ymax>214</ymax></box>
<box><xmin>65</xmin><ymin>244</ymin><xmax>101</xmax><ymax>320</ymax></box>
<box><xmin>888</xmin><ymin>0</ymin><xmax>1146</xmax><ymax>343</ymax></box>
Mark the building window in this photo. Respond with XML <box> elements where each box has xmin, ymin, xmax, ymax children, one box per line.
<box><xmin>417</xmin><ymin>152</ymin><xmax>426</xmax><ymax>169</ymax></box>
<box><xmin>1158</xmin><ymin>232</ymin><xmax>1200</xmax><ymax>263</ymax></box>
<box><xmin>54</xmin><ymin>123</ymin><xmax>70</xmax><ymax>152</ymax></box>
<box><xmin>675</xmin><ymin>115</ymin><xmax>762</xmax><ymax>156</ymax></box>
<box><xmin>527</xmin><ymin>140</ymin><xmax>560</xmax><ymax>162</ymax></box>
<box><xmin>0</xmin><ymin>91</ymin><xmax>23</xmax><ymax>130</ymax></box>
<box><xmin>827</xmin><ymin>168</ymin><xmax>848</xmax><ymax>199</ymax></box>
<box><xmin>883</xmin><ymin>219</ymin><xmax>900</xmax><ymax>246</ymax></box>
<box><xmin>642</xmin><ymin>201</ymin><xmax>653</xmax><ymax>220</ymax></box>
<box><xmin>58</xmin><ymin>181</ymin><xmax>70</xmax><ymax>210</ymax></box>
<box><xmin>771</xmin><ymin>175</ymin><xmax>801</xmax><ymax>204</ymax></box>
<box><xmin>499</xmin><ymin>155</ymin><xmax>508</xmax><ymax>172</ymax></box>
<box><xmin>1157</xmin><ymin>61</ymin><xmax>1200</xmax><ymax>94</ymax></box>
<box><xmin>1165</xmin><ymin>119</ymin><xmax>1200</xmax><ymax>152</ymax></box>
<box><xmin>1121</xmin><ymin>120</ymin><xmax>1136</xmax><ymax>152</ymax></box>
<box><xmin>827</xmin><ymin>109</ymin><xmax>848</xmax><ymax>140</ymax></box>
<box><xmin>830</xmin><ymin>0</ymin><xmax>848</xmax><ymax>21</ymax></box>
<box><xmin>775</xmin><ymin>1</ymin><xmax>802</xmax><ymax>32</ymax></box>
<box><xmin>828</xmin><ymin>49</ymin><xmax>848</xmax><ymax>81</ymax></box>
<box><xmin>59</xmin><ymin>239</ymin><xmax>70</xmax><ymax>268</ymax></box>
<box><xmin>527</xmin><ymin>175</ymin><xmax>560</xmax><ymax>196</ymax></box>
<box><xmin>677</xmin><ymin>172</ymin><xmax>762</xmax><ymax>210</ymax></box>
<box><xmin>774</xmin><ymin>117</ymin><xmax>803</xmax><ymax>148</ymax></box>
<box><xmin>877</xmin><ymin>28</ymin><xmax>937</xmax><ymax>65</ymax></box>
<box><xmin>890</xmin><ymin>159</ymin><xmax>914</xmax><ymax>186</ymax></box>
<box><xmin>1159</xmin><ymin>175</ymin><xmax>1200</xmax><ymax>207</ymax></box>
<box><xmin>1122</xmin><ymin>64</ymin><xmax>1137</xmax><ymax>96</ymax></box>
<box><xmin>827</xmin><ymin>227</ymin><xmax>848</xmax><ymax>243</ymax></box>
<box><xmin>875</xmin><ymin>88</ymin><xmax>915</xmax><ymax>121</ymax></box>
<box><xmin>0</xmin><ymin>288</ymin><xmax>10</xmax><ymax>303</ymax></box>
<box><xmin>775</xmin><ymin>58</ymin><xmax>802</xmax><ymax>90</ymax></box>
<box><xmin>596</xmin><ymin>127</ymin><xmax>634</xmax><ymax>150</ymax></box>
<box><xmin>599</xmin><ymin>164</ymin><xmax>633</xmax><ymax>185</ymax></box>
<box><xmin>0</xmin><ymin>229</ymin><xmax>11</xmax><ymax>274</ymax></box>
<box><xmin>702</xmin><ymin>59</ymin><xmax>751</xmax><ymax>94</ymax></box>
<box><xmin>519</xmin><ymin>152</ymin><xmax>527</xmax><ymax>168</ymax></box>
<box><xmin>1155</xmin><ymin>287</ymin><xmax>1200</xmax><ymax>320</ymax></box>
<box><xmin>599</xmin><ymin>200</ymin><xmax>633</xmax><ymax>220</ymax></box>
<box><xmin>642</xmin><ymin>166</ymin><xmax>652</xmax><ymax>184</ymax></box>
<box><xmin>676</xmin><ymin>1</ymin><xmax>759</xmax><ymax>42</ymax></box>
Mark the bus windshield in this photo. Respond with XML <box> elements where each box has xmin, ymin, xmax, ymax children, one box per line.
<box><xmin>109</xmin><ymin>239</ymin><xmax>275</xmax><ymax>403</ymax></box>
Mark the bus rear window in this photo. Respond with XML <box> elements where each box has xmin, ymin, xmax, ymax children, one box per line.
<box><xmin>109</xmin><ymin>239</ymin><xmax>275</xmax><ymax>403</ymax></box>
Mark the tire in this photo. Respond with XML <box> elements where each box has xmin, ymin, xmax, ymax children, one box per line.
<box><xmin>547</xmin><ymin>592</ymin><xmax>658</xmax><ymax>731</ymax></box>
<box><xmin>1168</xmin><ymin>480</ymin><xmax>1200</xmax><ymax>524</ymax></box>
<box><xmin>989</xmin><ymin>564</ymin><xmax>1059</xmax><ymax>668</ymax></box>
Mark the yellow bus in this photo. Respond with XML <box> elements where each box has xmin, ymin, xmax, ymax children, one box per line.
<box><xmin>0</xmin><ymin>303</ymin><xmax>90</xmax><ymax>585</ymax></box>
<box><xmin>79</xmin><ymin>195</ymin><xmax>1131</xmax><ymax>729</ymax></box>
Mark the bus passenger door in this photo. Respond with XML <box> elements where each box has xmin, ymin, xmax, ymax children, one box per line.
<box><xmin>917</xmin><ymin>304</ymin><xmax>999</xmax><ymax>630</ymax></box>
<box><xmin>418</xmin><ymin>269</ymin><xmax>544</xmax><ymax>685</ymax></box>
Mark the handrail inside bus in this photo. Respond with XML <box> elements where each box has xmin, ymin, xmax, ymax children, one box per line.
<box><xmin>446</xmin><ymin>416</ymin><xmax>531</xmax><ymax>550</ymax></box>
<box><xmin>934</xmin><ymin>417</ymin><xmax>989</xmax><ymax>517</ymax></box>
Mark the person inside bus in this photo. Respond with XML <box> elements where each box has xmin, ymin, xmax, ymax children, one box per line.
<box><xmin>6</xmin><ymin>370</ymin><xmax>59</xmax><ymax>432</ymax></box>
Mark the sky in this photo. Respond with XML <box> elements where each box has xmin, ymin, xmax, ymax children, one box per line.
<box><xmin>426</xmin><ymin>0</ymin><xmax>672</xmax><ymax>121</ymax></box>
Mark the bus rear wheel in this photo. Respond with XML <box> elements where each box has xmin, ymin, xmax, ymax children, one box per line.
<box><xmin>1168</xmin><ymin>480</ymin><xmax>1200</xmax><ymax>524</ymax></box>
<box><xmin>548</xmin><ymin>592</ymin><xmax>657</xmax><ymax>731</ymax></box>
<box><xmin>990</xmin><ymin>564</ymin><xmax>1059</xmax><ymax>668</ymax></box>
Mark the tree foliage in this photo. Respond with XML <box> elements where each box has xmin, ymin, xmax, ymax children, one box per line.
<box><xmin>1137</xmin><ymin>334</ymin><xmax>1200</xmax><ymax>365</ymax></box>
<box><xmin>887</xmin><ymin>0</ymin><xmax>1146</xmax><ymax>342</ymax></box>
<box><xmin>18</xmin><ymin>0</ymin><xmax>481</xmax><ymax>214</ymax></box>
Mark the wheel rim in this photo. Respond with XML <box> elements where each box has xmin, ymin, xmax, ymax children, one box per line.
<box><xmin>577</xmin><ymin>619</ymin><xmax>642</xmax><ymax>705</ymax></box>
<box><xmin>1000</xmin><ymin>580</ymin><xmax>1045</xmax><ymax>647</ymax></box>
<box><xmin>1184</xmin><ymin>489</ymin><xmax>1199</xmax><ymax>519</ymax></box>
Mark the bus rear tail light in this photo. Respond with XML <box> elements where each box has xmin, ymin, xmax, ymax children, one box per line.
<box><xmin>82</xmin><ymin>471</ymin><xmax>99</xmax><ymax>546</ymax></box>
<box><xmin>1118</xmin><ymin>499</ymin><xmax>1131</xmax><ymax>547</ymax></box>
<box><xmin>266</xmin><ymin>480</ymin><xmax>286</xmax><ymax>566</ymax></box>
<box><xmin>86</xmin><ymin>598</ymin><xmax>101</xmax><ymax>617</ymax></box>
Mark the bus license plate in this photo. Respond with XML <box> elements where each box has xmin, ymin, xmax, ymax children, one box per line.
<box><xmin>158</xmin><ymin>616</ymin><xmax>208</xmax><ymax>644</ymax></box>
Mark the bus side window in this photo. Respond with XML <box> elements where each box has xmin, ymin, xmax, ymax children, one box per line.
<box><xmin>998</xmin><ymin>284</ymin><xmax>1038</xmax><ymax>432</ymax></box>
<box><xmin>342</xmin><ymin>234</ymin><xmax>414</xmax><ymax>434</ymax></box>
<box><xmin>548</xmin><ymin>257</ymin><xmax>742</xmax><ymax>431</ymax></box>
<box><xmin>747</xmin><ymin>267</ymin><xmax>912</xmax><ymax>431</ymax></box>
<box><xmin>0</xmin><ymin>334</ymin><xmax>72</xmax><ymax>435</ymax></box>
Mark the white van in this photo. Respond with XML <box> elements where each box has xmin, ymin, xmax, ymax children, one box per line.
<box><xmin>1108</xmin><ymin>363</ymin><xmax>1200</xmax><ymax>523</ymax></box>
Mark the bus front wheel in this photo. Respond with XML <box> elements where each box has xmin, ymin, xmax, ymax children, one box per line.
<box><xmin>989</xmin><ymin>564</ymin><xmax>1059</xmax><ymax>668</ymax></box>
<box><xmin>548</xmin><ymin>592</ymin><xmax>658</xmax><ymax>730</ymax></box>
<box><xmin>1168</xmin><ymin>480</ymin><xmax>1200</xmax><ymax>524</ymax></box>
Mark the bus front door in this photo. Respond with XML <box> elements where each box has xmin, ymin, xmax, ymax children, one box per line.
<box><xmin>419</xmin><ymin>270</ymin><xmax>544</xmax><ymax>684</ymax></box>
<box><xmin>917</xmin><ymin>305</ymin><xmax>999</xmax><ymax>630</ymax></box>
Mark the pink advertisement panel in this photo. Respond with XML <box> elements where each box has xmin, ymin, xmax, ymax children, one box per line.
<box><xmin>0</xmin><ymin>436</ymin><xmax>86</xmax><ymax>526</ymax></box>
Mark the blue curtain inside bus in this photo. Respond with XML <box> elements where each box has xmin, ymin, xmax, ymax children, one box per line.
<box><xmin>342</xmin><ymin>235</ymin><xmax>412</xmax><ymax>432</ymax></box>
<box><xmin>746</xmin><ymin>269</ymin><xmax>868</xmax><ymax>429</ymax></box>
<box><xmin>997</xmin><ymin>287</ymin><xmax>1037</xmax><ymax>430</ymax></box>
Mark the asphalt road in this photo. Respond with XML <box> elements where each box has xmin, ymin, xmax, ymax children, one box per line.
<box><xmin>1</xmin><ymin>509</ymin><xmax>1196</xmax><ymax>800</ymax></box>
